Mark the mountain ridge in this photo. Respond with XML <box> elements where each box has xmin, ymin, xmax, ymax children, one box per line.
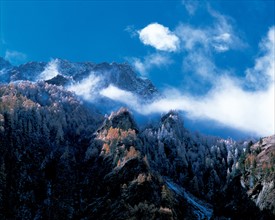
<box><xmin>0</xmin><ymin>57</ymin><xmax>274</xmax><ymax>219</ymax></box>
<box><xmin>0</xmin><ymin>57</ymin><xmax>160</xmax><ymax>103</ymax></box>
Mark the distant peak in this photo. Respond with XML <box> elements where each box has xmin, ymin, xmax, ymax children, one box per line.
<box><xmin>160</xmin><ymin>110</ymin><xmax>185</xmax><ymax>138</ymax></box>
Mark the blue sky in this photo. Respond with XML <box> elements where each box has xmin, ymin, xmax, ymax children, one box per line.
<box><xmin>0</xmin><ymin>0</ymin><xmax>274</xmax><ymax>138</ymax></box>
<box><xmin>0</xmin><ymin>0</ymin><xmax>273</xmax><ymax>88</ymax></box>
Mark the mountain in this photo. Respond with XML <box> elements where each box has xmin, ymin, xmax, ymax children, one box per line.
<box><xmin>0</xmin><ymin>58</ymin><xmax>160</xmax><ymax>105</ymax></box>
<box><xmin>0</xmin><ymin>57</ymin><xmax>274</xmax><ymax>219</ymax></box>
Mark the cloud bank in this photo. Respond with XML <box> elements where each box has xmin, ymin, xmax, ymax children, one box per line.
<box><xmin>138</xmin><ymin>23</ymin><xmax>179</xmax><ymax>52</ymax></box>
<box><xmin>100</xmin><ymin>85</ymin><xmax>139</xmax><ymax>107</ymax></box>
<box><xmin>101</xmin><ymin>27</ymin><xmax>275</xmax><ymax>137</ymax></box>
<box><xmin>68</xmin><ymin>73</ymin><xmax>102</xmax><ymax>100</ymax></box>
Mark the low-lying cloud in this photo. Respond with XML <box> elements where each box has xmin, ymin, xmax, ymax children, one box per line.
<box><xmin>37</xmin><ymin>59</ymin><xmax>59</xmax><ymax>81</ymax></box>
<box><xmin>67</xmin><ymin>73</ymin><xmax>102</xmax><ymax>100</ymax></box>
<box><xmin>100</xmin><ymin>85</ymin><xmax>139</xmax><ymax>107</ymax></box>
<box><xmin>100</xmin><ymin>27</ymin><xmax>275</xmax><ymax>137</ymax></box>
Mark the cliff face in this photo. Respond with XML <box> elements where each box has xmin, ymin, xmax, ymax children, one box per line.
<box><xmin>241</xmin><ymin>135</ymin><xmax>275</xmax><ymax>214</ymax></box>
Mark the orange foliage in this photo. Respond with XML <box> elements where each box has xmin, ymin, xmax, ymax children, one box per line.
<box><xmin>102</xmin><ymin>143</ymin><xmax>110</xmax><ymax>154</ymax></box>
<box><xmin>106</xmin><ymin>127</ymin><xmax>120</xmax><ymax>140</ymax></box>
<box><xmin>262</xmin><ymin>162</ymin><xmax>271</xmax><ymax>170</ymax></box>
<box><xmin>125</xmin><ymin>146</ymin><xmax>139</xmax><ymax>160</ymax></box>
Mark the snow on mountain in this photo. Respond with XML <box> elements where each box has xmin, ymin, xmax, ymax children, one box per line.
<box><xmin>37</xmin><ymin>59</ymin><xmax>60</xmax><ymax>81</ymax></box>
<box><xmin>0</xmin><ymin>58</ymin><xmax>160</xmax><ymax>109</ymax></box>
<box><xmin>67</xmin><ymin>73</ymin><xmax>102</xmax><ymax>100</ymax></box>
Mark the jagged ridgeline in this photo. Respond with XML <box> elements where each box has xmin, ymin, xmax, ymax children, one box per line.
<box><xmin>0</xmin><ymin>58</ymin><xmax>274</xmax><ymax>219</ymax></box>
<box><xmin>0</xmin><ymin>57</ymin><xmax>160</xmax><ymax>101</ymax></box>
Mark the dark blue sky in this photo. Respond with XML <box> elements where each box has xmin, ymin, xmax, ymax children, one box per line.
<box><xmin>0</xmin><ymin>0</ymin><xmax>274</xmax><ymax>138</ymax></box>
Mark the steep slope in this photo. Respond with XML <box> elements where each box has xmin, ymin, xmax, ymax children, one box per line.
<box><xmin>0</xmin><ymin>90</ymin><xmax>198</xmax><ymax>219</ymax></box>
<box><xmin>85</xmin><ymin>108</ymin><xmax>192</xmax><ymax>219</ymax></box>
<box><xmin>241</xmin><ymin>136</ymin><xmax>275</xmax><ymax>214</ymax></box>
<box><xmin>211</xmin><ymin>135</ymin><xmax>275</xmax><ymax>219</ymax></box>
<box><xmin>1</xmin><ymin>88</ymin><xmax>274</xmax><ymax>219</ymax></box>
<box><xmin>140</xmin><ymin>111</ymin><xmax>236</xmax><ymax>200</ymax></box>
<box><xmin>0</xmin><ymin>81</ymin><xmax>105</xmax><ymax>219</ymax></box>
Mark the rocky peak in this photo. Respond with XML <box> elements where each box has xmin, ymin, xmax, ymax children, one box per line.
<box><xmin>99</xmin><ymin>108</ymin><xmax>138</xmax><ymax>133</ymax></box>
<box><xmin>159</xmin><ymin>110</ymin><xmax>185</xmax><ymax>139</ymax></box>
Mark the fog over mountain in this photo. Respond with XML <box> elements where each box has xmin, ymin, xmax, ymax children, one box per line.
<box><xmin>1</xmin><ymin>53</ymin><xmax>273</xmax><ymax>139</ymax></box>
<box><xmin>0</xmin><ymin>54</ymin><xmax>274</xmax><ymax>219</ymax></box>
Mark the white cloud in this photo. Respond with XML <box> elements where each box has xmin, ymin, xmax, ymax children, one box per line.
<box><xmin>67</xmin><ymin>73</ymin><xmax>102</xmax><ymax>100</ymax></box>
<box><xmin>139</xmin><ymin>74</ymin><xmax>273</xmax><ymax>137</ymax></box>
<box><xmin>123</xmin><ymin>5</ymin><xmax>273</xmax><ymax>136</ymax></box>
<box><xmin>138</xmin><ymin>23</ymin><xmax>180</xmax><ymax>52</ymax></box>
<box><xmin>131</xmin><ymin>53</ymin><xmax>172</xmax><ymax>76</ymax></box>
<box><xmin>212</xmin><ymin>33</ymin><xmax>232</xmax><ymax>52</ymax></box>
<box><xmin>214</xmin><ymin>32</ymin><xmax>231</xmax><ymax>42</ymax></box>
<box><xmin>100</xmin><ymin>84</ymin><xmax>139</xmax><ymax>107</ymax></box>
<box><xmin>147</xmin><ymin>27</ymin><xmax>275</xmax><ymax>137</ymax></box>
<box><xmin>37</xmin><ymin>59</ymin><xmax>60</xmax><ymax>81</ymax></box>
<box><xmin>97</xmin><ymin>76</ymin><xmax>274</xmax><ymax>137</ymax></box>
<box><xmin>245</xmin><ymin>26</ymin><xmax>275</xmax><ymax>88</ymax></box>
<box><xmin>107</xmin><ymin>27</ymin><xmax>275</xmax><ymax>137</ymax></box>
<box><xmin>4</xmin><ymin>50</ymin><xmax>27</xmax><ymax>65</ymax></box>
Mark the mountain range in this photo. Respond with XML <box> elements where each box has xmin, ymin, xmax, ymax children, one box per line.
<box><xmin>0</xmin><ymin>57</ymin><xmax>274</xmax><ymax>219</ymax></box>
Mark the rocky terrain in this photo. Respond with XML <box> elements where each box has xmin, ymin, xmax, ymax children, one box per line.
<box><xmin>0</xmin><ymin>57</ymin><xmax>274</xmax><ymax>219</ymax></box>
<box><xmin>240</xmin><ymin>136</ymin><xmax>275</xmax><ymax>215</ymax></box>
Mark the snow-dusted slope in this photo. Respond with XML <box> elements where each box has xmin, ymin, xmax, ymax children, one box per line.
<box><xmin>0</xmin><ymin>58</ymin><xmax>160</xmax><ymax>106</ymax></box>
<box><xmin>166</xmin><ymin>180</ymin><xmax>213</xmax><ymax>220</ymax></box>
